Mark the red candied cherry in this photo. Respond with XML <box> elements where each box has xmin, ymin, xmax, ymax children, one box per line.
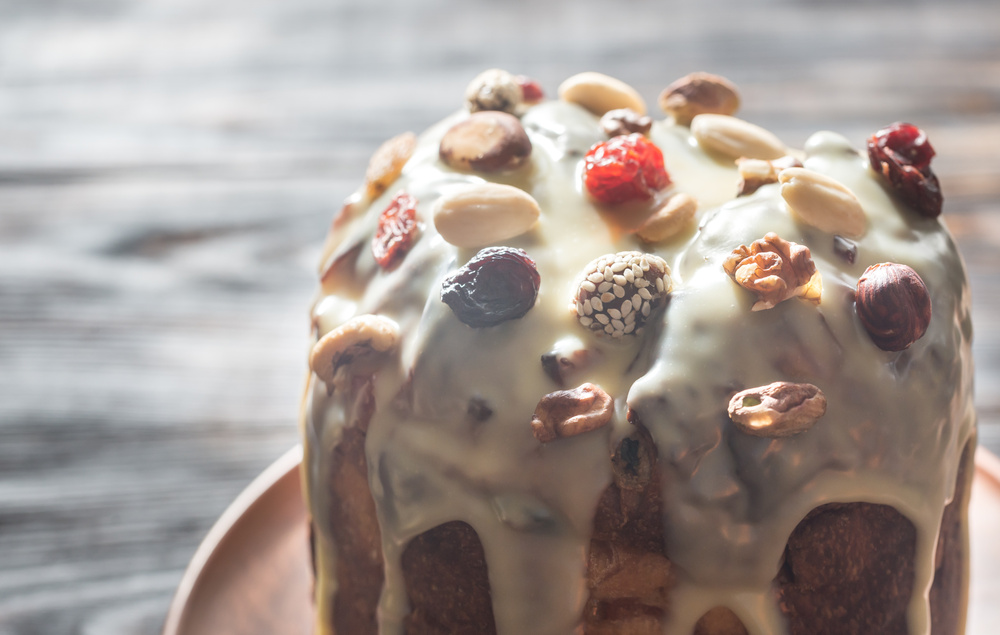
<box><xmin>372</xmin><ymin>192</ymin><xmax>419</xmax><ymax>270</ymax></box>
<box><xmin>583</xmin><ymin>134</ymin><xmax>670</xmax><ymax>205</ymax></box>
<box><xmin>867</xmin><ymin>122</ymin><xmax>943</xmax><ymax>218</ymax></box>
<box><xmin>515</xmin><ymin>75</ymin><xmax>545</xmax><ymax>103</ymax></box>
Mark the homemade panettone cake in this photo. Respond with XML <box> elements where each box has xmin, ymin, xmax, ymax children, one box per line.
<box><xmin>300</xmin><ymin>70</ymin><xmax>976</xmax><ymax>635</ymax></box>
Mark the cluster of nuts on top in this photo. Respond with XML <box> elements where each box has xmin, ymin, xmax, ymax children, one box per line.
<box><xmin>310</xmin><ymin>69</ymin><xmax>944</xmax><ymax>451</ymax></box>
<box><xmin>720</xmin><ymin>127</ymin><xmax>938</xmax><ymax>438</ymax></box>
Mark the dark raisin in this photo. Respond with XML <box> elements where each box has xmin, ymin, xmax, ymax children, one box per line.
<box><xmin>867</xmin><ymin>122</ymin><xmax>943</xmax><ymax>218</ymax></box>
<box><xmin>441</xmin><ymin>247</ymin><xmax>540</xmax><ymax>327</ymax></box>
<box><xmin>833</xmin><ymin>235</ymin><xmax>857</xmax><ymax>264</ymax></box>
<box><xmin>583</xmin><ymin>134</ymin><xmax>670</xmax><ymax>205</ymax></box>
<box><xmin>466</xmin><ymin>396</ymin><xmax>494</xmax><ymax>423</ymax></box>
<box><xmin>372</xmin><ymin>192</ymin><xmax>419</xmax><ymax>269</ymax></box>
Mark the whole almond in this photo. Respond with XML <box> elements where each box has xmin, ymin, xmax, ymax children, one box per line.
<box><xmin>637</xmin><ymin>193</ymin><xmax>698</xmax><ymax>243</ymax></box>
<box><xmin>432</xmin><ymin>183</ymin><xmax>540</xmax><ymax>248</ymax></box>
<box><xmin>691</xmin><ymin>114</ymin><xmax>786</xmax><ymax>161</ymax></box>
<box><xmin>779</xmin><ymin>167</ymin><xmax>867</xmax><ymax>238</ymax></box>
<box><xmin>558</xmin><ymin>72</ymin><xmax>647</xmax><ymax>116</ymax></box>
<box><xmin>658</xmin><ymin>72</ymin><xmax>740</xmax><ymax>126</ymax></box>
<box><xmin>440</xmin><ymin>111</ymin><xmax>532</xmax><ymax>173</ymax></box>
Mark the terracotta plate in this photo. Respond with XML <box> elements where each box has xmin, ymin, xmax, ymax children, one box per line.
<box><xmin>163</xmin><ymin>445</ymin><xmax>1000</xmax><ymax>635</ymax></box>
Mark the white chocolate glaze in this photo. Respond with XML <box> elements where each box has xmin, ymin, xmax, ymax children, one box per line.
<box><xmin>302</xmin><ymin>92</ymin><xmax>975</xmax><ymax>635</ymax></box>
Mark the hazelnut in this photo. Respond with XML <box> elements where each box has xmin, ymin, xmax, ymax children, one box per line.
<box><xmin>439</xmin><ymin>111</ymin><xmax>532</xmax><ymax>172</ymax></box>
<box><xmin>658</xmin><ymin>72</ymin><xmax>740</xmax><ymax>126</ymax></box>
<box><xmin>855</xmin><ymin>263</ymin><xmax>931</xmax><ymax>351</ymax></box>
<box><xmin>465</xmin><ymin>69</ymin><xmax>524</xmax><ymax>114</ymax></box>
<box><xmin>600</xmin><ymin>108</ymin><xmax>652</xmax><ymax>137</ymax></box>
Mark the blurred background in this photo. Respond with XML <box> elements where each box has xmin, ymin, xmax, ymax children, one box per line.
<box><xmin>1</xmin><ymin>0</ymin><xmax>998</xmax><ymax>632</ymax></box>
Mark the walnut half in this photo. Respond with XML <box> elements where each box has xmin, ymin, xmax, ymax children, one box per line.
<box><xmin>723</xmin><ymin>233</ymin><xmax>822</xmax><ymax>311</ymax></box>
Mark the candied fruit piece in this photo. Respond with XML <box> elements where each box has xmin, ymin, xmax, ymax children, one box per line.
<box><xmin>372</xmin><ymin>192</ymin><xmax>419</xmax><ymax>270</ymax></box>
<box><xmin>867</xmin><ymin>122</ymin><xmax>943</xmax><ymax>218</ymax></box>
<box><xmin>441</xmin><ymin>247</ymin><xmax>540</xmax><ymax>327</ymax></box>
<box><xmin>583</xmin><ymin>134</ymin><xmax>670</xmax><ymax>205</ymax></box>
<box><xmin>516</xmin><ymin>75</ymin><xmax>545</xmax><ymax>103</ymax></box>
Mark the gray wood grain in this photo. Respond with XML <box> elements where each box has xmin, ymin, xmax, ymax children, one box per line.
<box><xmin>1</xmin><ymin>0</ymin><xmax>999</xmax><ymax>632</ymax></box>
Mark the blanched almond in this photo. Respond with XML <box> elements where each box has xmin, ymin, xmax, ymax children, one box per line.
<box><xmin>779</xmin><ymin>167</ymin><xmax>867</xmax><ymax>238</ymax></box>
<box><xmin>558</xmin><ymin>72</ymin><xmax>647</xmax><ymax>116</ymax></box>
<box><xmin>637</xmin><ymin>193</ymin><xmax>698</xmax><ymax>243</ymax></box>
<box><xmin>432</xmin><ymin>183</ymin><xmax>540</xmax><ymax>248</ymax></box>
<box><xmin>691</xmin><ymin>114</ymin><xmax>786</xmax><ymax>161</ymax></box>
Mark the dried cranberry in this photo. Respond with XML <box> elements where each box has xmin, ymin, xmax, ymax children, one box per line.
<box><xmin>516</xmin><ymin>75</ymin><xmax>545</xmax><ymax>103</ymax></box>
<box><xmin>867</xmin><ymin>122</ymin><xmax>943</xmax><ymax>218</ymax></box>
<box><xmin>441</xmin><ymin>247</ymin><xmax>540</xmax><ymax>327</ymax></box>
<box><xmin>372</xmin><ymin>192</ymin><xmax>418</xmax><ymax>269</ymax></box>
<box><xmin>583</xmin><ymin>134</ymin><xmax>670</xmax><ymax>205</ymax></box>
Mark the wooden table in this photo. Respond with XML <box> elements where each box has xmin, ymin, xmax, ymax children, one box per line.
<box><xmin>1</xmin><ymin>0</ymin><xmax>998</xmax><ymax>632</ymax></box>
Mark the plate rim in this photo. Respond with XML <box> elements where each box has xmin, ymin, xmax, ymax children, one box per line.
<box><xmin>162</xmin><ymin>444</ymin><xmax>304</xmax><ymax>635</ymax></box>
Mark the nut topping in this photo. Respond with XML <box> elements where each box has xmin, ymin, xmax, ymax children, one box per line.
<box><xmin>573</xmin><ymin>251</ymin><xmax>672</xmax><ymax>338</ymax></box>
<box><xmin>856</xmin><ymin>262</ymin><xmax>931</xmax><ymax>351</ymax></box>
<box><xmin>439</xmin><ymin>111</ymin><xmax>532</xmax><ymax>172</ymax></box>
<box><xmin>779</xmin><ymin>167</ymin><xmax>867</xmax><ymax>238</ymax></box>
<box><xmin>309</xmin><ymin>315</ymin><xmax>400</xmax><ymax>388</ymax></box>
<box><xmin>531</xmin><ymin>383</ymin><xmax>614</xmax><ymax>443</ymax></box>
<box><xmin>541</xmin><ymin>337</ymin><xmax>597</xmax><ymax>386</ymax></box>
<box><xmin>558</xmin><ymin>72</ymin><xmax>647</xmax><ymax>116</ymax></box>
<box><xmin>728</xmin><ymin>382</ymin><xmax>827</xmax><ymax>437</ymax></box>
<box><xmin>636</xmin><ymin>192</ymin><xmax>698</xmax><ymax>243</ymax></box>
<box><xmin>724</xmin><ymin>233</ymin><xmax>822</xmax><ymax>311</ymax></box>
<box><xmin>658</xmin><ymin>72</ymin><xmax>741</xmax><ymax>126</ymax></box>
<box><xmin>465</xmin><ymin>68</ymin><xmax>524</xmax><ymax>115</ymax></box>
<box><xmin>691</xmin><ymin>114</ymin><xmax>786</xmax><ymax>161</ymax></box>
<box><xmin>365</xmin><ymin>132</ymin><xmax>417</xmax><ymax>198</ymax></box>
<box><xmin>600</xmin><ymin>108</ymin><xmax>653</xmax><ymax>137</ymax></box>
<box><xmin>737</xmin><ymin>155</ymin><xmax>803</xmax><ymax>196</ymax></box>
<box><xmin>432</xmin><ymin>183</ymin><xmax>540</xmax><ymax>248</ymax></box>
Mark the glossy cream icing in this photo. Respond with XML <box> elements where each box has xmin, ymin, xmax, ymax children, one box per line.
<box><xmin>301</xmin><ymin>79</ymin><xmax>975</xmax><ymax>635</ymax></box>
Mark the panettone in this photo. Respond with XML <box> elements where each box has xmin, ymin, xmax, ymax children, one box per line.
<box><xmin>300</xmin><ymin>70</ymin><xmax>975</xmax><ymax>635</ymax></box>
